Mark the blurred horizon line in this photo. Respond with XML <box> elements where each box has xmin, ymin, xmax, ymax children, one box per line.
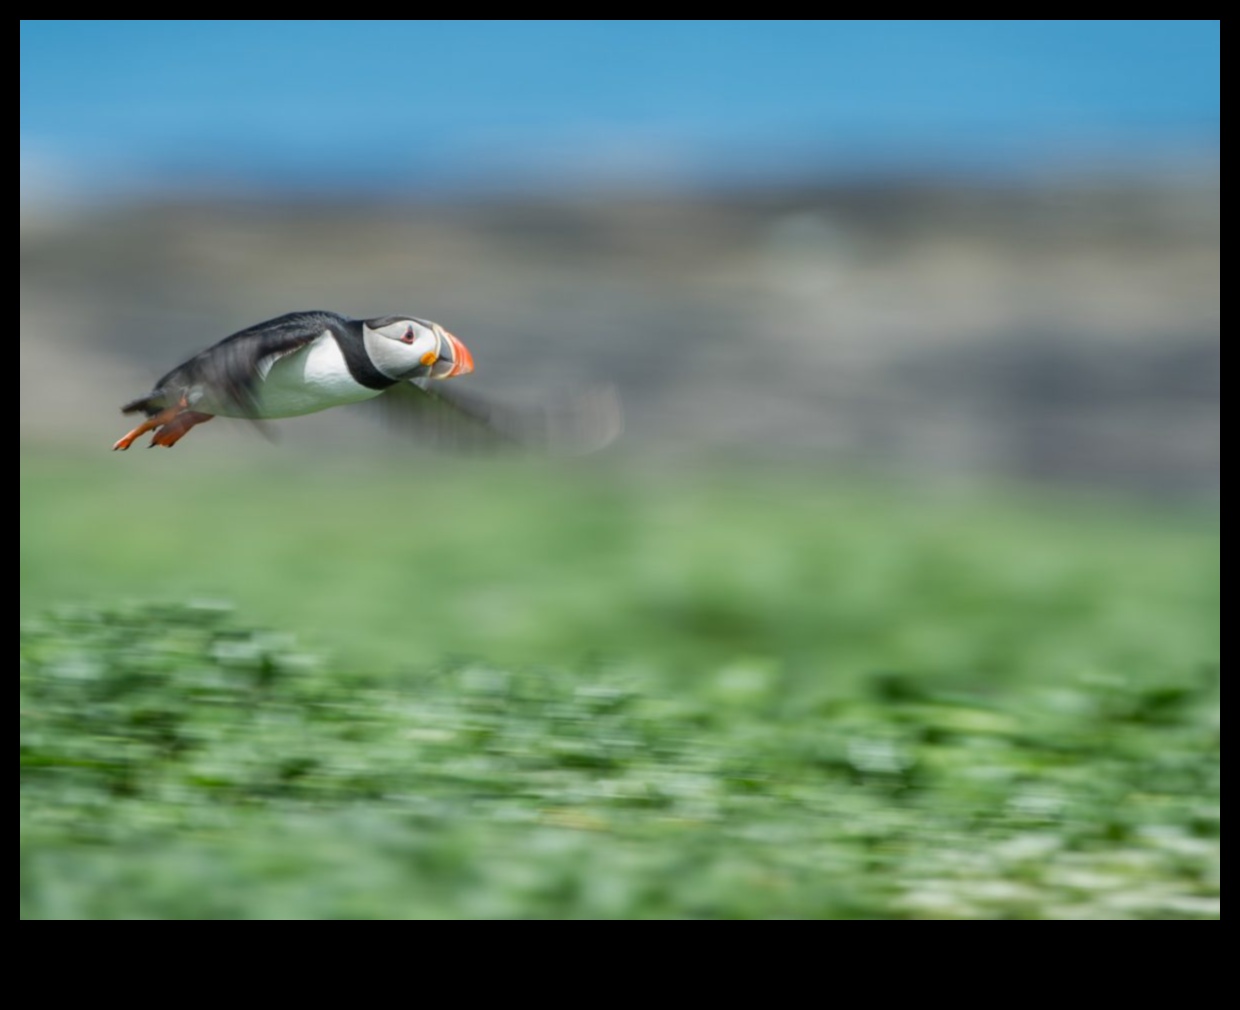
<box><xmin>20</xmin><ymin>133</ymin><xmax>1220</xmax><ymax>209</ymax></box>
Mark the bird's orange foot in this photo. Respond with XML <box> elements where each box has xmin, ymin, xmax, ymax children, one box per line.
<box><xmin>113</xmin><ymin>404</ymin><xmax>185</xmax><ymax>451</ymax></box>
<box><xmin>148</xmin><ymin>411</ymin><xmax>214</xmax><ymax>448</ymax></box>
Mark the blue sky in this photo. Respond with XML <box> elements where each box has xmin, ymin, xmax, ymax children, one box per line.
<box><xmin>20</xmin><ymin>20</ymin><xmax>1220</xmax><ymax>195</ymax></box>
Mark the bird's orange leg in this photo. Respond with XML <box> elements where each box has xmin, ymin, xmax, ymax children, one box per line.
<box><xmin>148</xmin><ymin>411</ymin><xmax>214</xmax><ymax>448</ymax></box>
<box><xmin>112</xmin><ymin>403</ymin><xmax>186</xmax><ymax>451</ymax></box>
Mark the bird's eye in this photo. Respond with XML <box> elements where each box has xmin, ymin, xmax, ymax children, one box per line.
<box><xmin>401</xmin><ymin>328</ymin><xmax>416</xmax><ymax>344</ymax></box>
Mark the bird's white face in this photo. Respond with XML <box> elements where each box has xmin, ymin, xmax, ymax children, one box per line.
<box><xmin>361</xmin><ymin>316</ymin><xmax>474</xmax><ymax>381</ymax></box>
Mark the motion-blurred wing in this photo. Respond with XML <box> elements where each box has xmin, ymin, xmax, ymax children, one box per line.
<box><xmin>375</xmin><ymin>379</ymin><xmax>623</xmax><ymax>455</ymax></box>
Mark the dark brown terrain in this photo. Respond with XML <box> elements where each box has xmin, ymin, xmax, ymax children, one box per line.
<box><xmin>21</xmin><ymin>175</ymin><xmax>1219</xmax><ymax>496</ymax></box>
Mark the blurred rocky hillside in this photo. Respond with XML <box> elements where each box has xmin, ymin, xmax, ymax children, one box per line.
<box><xmin>21</xmin><ymin>175</ymin><xmax>1219</xmax><ymax>496</ymax></box>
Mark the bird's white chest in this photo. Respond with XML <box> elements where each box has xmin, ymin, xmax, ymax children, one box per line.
<box><xmin>214</xmin><ymin>334</ymin><xmax>382</xmax><ymax>418</ymax></box>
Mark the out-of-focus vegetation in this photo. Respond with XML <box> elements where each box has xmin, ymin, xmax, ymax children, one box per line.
<box><xmin>20</xmin><ymin>454</ymin><xmax>1219</xmax><ymax>918</ymax></box>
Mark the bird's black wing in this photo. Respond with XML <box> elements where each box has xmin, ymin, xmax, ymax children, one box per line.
<box><xmin>122</xmin><ymin>311</ymin><xmax>349</xmax><ymax>417</ymax></box>
<box><xmin>373</xmin><ymin>379</ymin><xmax>623</xmax><ymax>455</ymax></box>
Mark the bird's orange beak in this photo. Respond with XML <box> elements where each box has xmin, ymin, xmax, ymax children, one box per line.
<box><xmin>443</xmin><ymin>331</ymin><xmax>474</xmax><ymax>378</ymax></box>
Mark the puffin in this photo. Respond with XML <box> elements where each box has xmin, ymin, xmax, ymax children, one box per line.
<box><xmin>112</xmin><ymin>311</ymin><xmax>620</xmax><ymax>452</ymax></box>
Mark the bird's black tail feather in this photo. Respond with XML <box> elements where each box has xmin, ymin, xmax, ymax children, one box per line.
<box><xmin>121</xmin><ymin>395</ymin><xmax>161</xmax><ymax>416</ymax></box>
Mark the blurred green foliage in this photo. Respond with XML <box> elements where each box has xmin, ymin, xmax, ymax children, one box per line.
<box><xmin>20</xmin><ymin>452</ymin><xmax>1219</xmax><ymax>918</ymax></box>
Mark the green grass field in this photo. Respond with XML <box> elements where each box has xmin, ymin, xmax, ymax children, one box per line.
<box><xmin>20</xmin><ymin>450</ymin><xmax>1220</xmax><ymax>918</ymax></box>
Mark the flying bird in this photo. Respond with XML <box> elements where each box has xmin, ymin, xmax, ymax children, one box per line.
<box><xmin>112</xmin><ymin>310</ymin><xmax>620</xmax><ymax>452</ymax></box>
